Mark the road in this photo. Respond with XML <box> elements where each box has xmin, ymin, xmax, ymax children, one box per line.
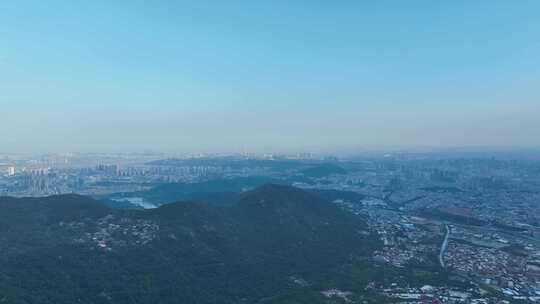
<box><xmin>439</xmin><ymin>224</ymin><xmax>450</xmax><ymax>268</ymax></box>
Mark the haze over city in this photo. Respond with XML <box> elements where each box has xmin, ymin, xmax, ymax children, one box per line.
<box><xmin>2</xmin><ymin>1</ymin><xmax>539</xmax><ymax>153</ymax></box>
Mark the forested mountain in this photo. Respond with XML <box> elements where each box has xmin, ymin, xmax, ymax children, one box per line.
<box><xmin>0</xmin><ymin>185</ymin><xmax>381</xmax><ymax>304</ymax></box>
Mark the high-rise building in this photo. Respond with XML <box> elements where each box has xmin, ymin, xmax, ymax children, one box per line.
<box><xmin>7</xmin><ymin>166</ymin><xmax>15</xmax><ymax>176</ymax></box>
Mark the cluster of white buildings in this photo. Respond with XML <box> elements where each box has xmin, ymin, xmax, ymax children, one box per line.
<box><xmin>7</xmin><ymin>166</ymin><xmax>15</xmax><ymax>176</ymax></box>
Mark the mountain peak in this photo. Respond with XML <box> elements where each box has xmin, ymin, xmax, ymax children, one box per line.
<box><xmin>235</xmin><ymin>184</ymin><xmax>358</xmax><ymax>228</ymax></box>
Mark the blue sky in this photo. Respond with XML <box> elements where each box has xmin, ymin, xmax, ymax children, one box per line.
<box><xmin>1</xmin><ymin>1</ymin><xmax>539</xmax><ymax>153</ymax></box>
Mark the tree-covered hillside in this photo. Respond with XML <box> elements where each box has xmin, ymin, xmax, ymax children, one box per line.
<box><xmin>0</xmin><ymin>185</ymin><xmax>383</xmax><ymax>304</ymax></box>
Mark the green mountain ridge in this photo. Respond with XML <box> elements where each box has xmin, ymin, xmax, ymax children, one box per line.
<box><xmin>0</xmin><ymin>185</ymin><xmax>381</xmax><ymax>304</ymax></box>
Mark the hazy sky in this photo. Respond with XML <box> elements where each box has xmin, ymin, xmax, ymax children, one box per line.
<box><xmin>1</xmin><ymin>1</ymin><xmax>539</xmax><ymax>153</ymax></box>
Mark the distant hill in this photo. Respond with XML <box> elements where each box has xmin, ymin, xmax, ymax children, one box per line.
<box><xmin>104</xmin><ymin>176</ymin><xmax>285</xmax><ymax>207</ymax></box>
<box><xmin>0</xmin><ymin>185</ymin><xmax>381</xmax><ymax>304</ymax></box>
<box><xmin>299</xmin><ymin>164</ymin><xmax>347</xmax><ymax>178</ymax></box>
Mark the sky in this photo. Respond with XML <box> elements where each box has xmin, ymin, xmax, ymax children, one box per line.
<box><xmin>1</xmin><ymin>1</ymin><xmax>539</xmax><ymax>154</ymax></box>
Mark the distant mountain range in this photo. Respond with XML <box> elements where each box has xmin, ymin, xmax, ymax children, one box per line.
<box><xmin>0</xmin><ymin>185</ymin><xmax>383</xmax><ymax>304</ymax></box>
